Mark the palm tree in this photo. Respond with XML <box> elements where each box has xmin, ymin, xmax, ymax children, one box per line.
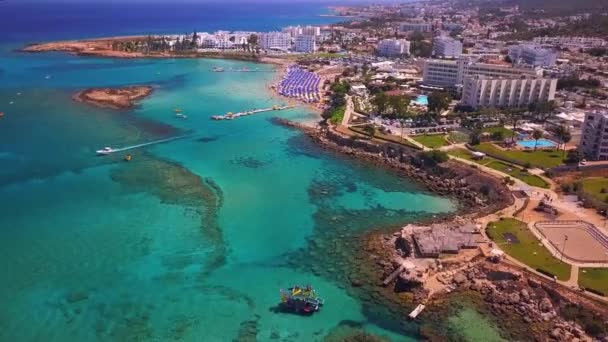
<box><xmin>532</xmin><ymin>129</ymin><xmax>543</xmax><ymax>151</ymax></box>
<box><xmin>554</xmin><ymin>125</ymin><xmax>572</xmax><ymax>156</ymax></box>
<box><xmin>507</xmin><ymin>110</ymin><xmax>522</xmax><ymax>144</ymax></box>
<box><xmin>391</xmin><ymin>95</ymin><xmax>413</xmax><ymax>141</ymax></box>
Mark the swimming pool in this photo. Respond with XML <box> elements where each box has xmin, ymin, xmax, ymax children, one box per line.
<box><xmin>414</xmin><ymin>95</ymin><xmax>428</xmax><ymax>106</ymax></box>
<box><xmin>517</xmin><ymin>139</ymin><xmax>557</xmax><ymax>148</ymax></box>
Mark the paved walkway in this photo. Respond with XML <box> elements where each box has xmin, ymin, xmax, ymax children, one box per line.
<box><xmin>340</xmin><ymin>95</ymin><xmax>354</xmax><ymax>127</ymax></box>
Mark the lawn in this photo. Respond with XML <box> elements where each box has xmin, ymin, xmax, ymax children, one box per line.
<box><xmin>486</xmin><ymin>218</ymin><xmax>571</xmax><ymax>280</ymax></box>
<box><xmin>579</xmin><ymin>268</ymin><xmax>608</xmax><ymax>296</ymax></box>
<box><xmin>349</xmin><ymin>126</ymin><xmax>421</xmax><ymax>149</ymax></box>
<box><xmin>447</xmin><ymin>131</ymin><xmax>470</xmax><ymax>144</ymax></box>
<box><xmin>412</xmin><ymin>134</ymin><xmax>451</xmax><ymax>149</ymax></box>
<box><xmin>485</xmin><ymin>161</ymin><xmax>550</xmax><ymax>188</ymax></box>
<box><xmin>448</xmin><ymin>149</ymin><xmax>550</xmax><ymax>188</ymax></box>
<box><xmin>448</xmin><ymin>148</ymin><xmax>476</xmax><ymax>161</ymax></box>
<box><xmin>581</xmin><ymin>178</ymin><xmax>608</xmax><ymax>203</ymax></box>
<box><xmin>473</xmin><ymin>143</ymin><xmax>565</xmax><ymax>169</ymax></box>
<box><xmin>483</xmin><ymin>126</ymin><xmax>515</xmax><ymax>137</ymax></box>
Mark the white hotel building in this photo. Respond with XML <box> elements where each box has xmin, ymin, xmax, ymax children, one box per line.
<box><xmin>422</xmin><ymin>56</ymin><xmax>541</xmax><ymax>88</ymax></box>
<box><xmin>294</xmin><ymin>35</ymin><xmax>316</xmax><ymax>53</ymax></box>
<box><xmin>508</xmin><ymin>44</ymin><xmax>557</xmax><ymax>67</ymax></box>
<box><xmin>533</xmin><ymin>36</ymin><xmax>606</xmax><ymax>49</ymax></box>
<box><xmin>581</xmin><ymin>110</ymin><xmax>608</xmax><ymax>161</ymax></box>
<box><xmin>283</xmin><ymin>25</ymin><xmax>321</xmax><ymax>37</ymax></box>
<box><xmin>377</xmin><ymin>39</ymin><xmax>410</xmax><ymax>57</ymax></box>
<box><xmin>399</xmin><ymin>22</ymin><xmax>433</xmax><ymax>33</ymax></box>
<box><xmin>432</xmin><ymin>36</ymin><xmax>463</xmax><ymax>58</ymax></box>
<box><xmin>259</xmin><ymin>32</ymin><xmax>291</xmax><ymax>51</ymax></box>
<box><xmin>461</xmin><ymin>75</ymin><xmax>557</xmax><ymax>109</ymax></box>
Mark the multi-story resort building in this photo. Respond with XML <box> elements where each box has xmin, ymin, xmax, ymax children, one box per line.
<box><xmin>259</xmin><ymin>32</ymin><xmax>291</xmax><ymax>51</ymax></box>
<box><xmin>442</xmin><ymin>23</ymin><xmax>464</xmax><ymax>31</ymax></box>
<box><xmin>461</xmin><ymin>75</ymin><xmax>557</xmax><ymax>109</ymax></box>
<box><xmin>422</xmin><ymin>56</ymin><xmax>541</xmax><ymax>88</ymax></box>
<box><xmin>508</xmin><ymin>44</ymin><xmax>557</xmax><ymax>67</ymax></box>
<box><xmin>432</xmin><ymin>36</ymin><xmax>463</xmax><ymax>58</ymax></box>
<box><xmin>581</xmin><ymin>110</ymin><xmax>608</xmax><ymax>161</ymax></box>
<box><xmin>377</xmin><ymin>39</ymin><xmax>411</xmax><ymax>57</ymax></box>
<box><xmin>294</xmin><ymin>35</ymin><xmax>317</xmax><ymax>53</ymax></box>
<box><xmin>400</xmin><ymin>22</ymin><xmax>433</xmax><ymax>33</ymax></box>
<box><xmin>533</xmin><ymin>36</ymin><xmax>606</xmax><ymax>49</ymax></box>
<box><xmin>283</xmin><ymin>25</ymin><xmax>321</xmax><ymax>38</ymax></box>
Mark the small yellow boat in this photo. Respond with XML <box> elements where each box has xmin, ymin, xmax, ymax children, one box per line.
<box><xmin>174</xmin><ymin>108</ymin><xmax>182</xmax><ymax>113</ymax></box>
<box><xmin>124</xmin><ymin>155</ymin><xmax>132</xmax><ymax>162</ymax></box>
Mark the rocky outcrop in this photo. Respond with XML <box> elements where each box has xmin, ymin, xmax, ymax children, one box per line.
<box><xmin>437</xmin><ymin>262</ymin><xmax>600</xmax><ymax>341</ymax></box>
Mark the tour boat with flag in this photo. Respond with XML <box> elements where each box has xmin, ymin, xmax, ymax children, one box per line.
<box><xmin>280</xmin><ymin>285</ymin><xmax>324</xmax><ymax>314</ymax></box>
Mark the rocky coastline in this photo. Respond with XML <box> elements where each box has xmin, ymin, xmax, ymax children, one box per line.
<box><xmin>272</xmin><ymin>118</ymin><xmax>514</xmax><ymax>218</ymax></box>
<box><xmin>22</xmin><ymin>38</ymin><xmax>261</xmax><ymax>62</ymax></box>
<box><xmin>74</xmin><ymin>86</ymin><xmax>153</xmax><ymax>110</ymax></box>
<box><xmin>273</xmin><ymin>117</ymin><xmax>608</xmax><ymax>341</ymax></box>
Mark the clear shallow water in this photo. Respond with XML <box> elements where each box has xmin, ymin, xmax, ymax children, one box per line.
<box><xmin>0</xmin><ymin>2</ymin><xmax>506</xmax><ymax>341</ymax></box>
<box><xmin>0</xmin><ymin>50</ymin><xmax>455</xmax><ymax>341</ymax></box>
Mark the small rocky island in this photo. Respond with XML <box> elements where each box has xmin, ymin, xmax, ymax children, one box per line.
<box><xmin>74</xmin><ymin>86</ymin><xmax>153</xmax><ymax>109</ymax></box>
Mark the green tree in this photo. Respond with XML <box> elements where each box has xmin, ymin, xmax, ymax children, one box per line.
<box><xmin>363</xmin><ymin>125</ymin><xmax>376</xmax><ymax>139</ymax></box>
<box><xmin>507</xmin><ymin>111</ymin><xmax>522</xmax><ymax>144</ymax></box>
<box><xmin>427</xmin><ymin>91</ymin><xmax>451</xmax><ymax>113</ymax></box>
<box><xmin>372</xmin><ymin>92</ymin><xmax>390</xmax><ymax>116</ymax></box>
<box><xmin>566</xmin><ymin>149</ymin><xmax>583</xmax><ymax>164</ymax></box>
<box><xmin>469</xmin><ymin>129</ymin><xmax>482</xmax><ymax>145</ymax></box>
<box><xmin>247</xmin><ymin>34</ymin><xmax>259</xmax><ymax>53</ymax></box>
<box><xmin>532</xmin><ymin>129</ymin><xmax>544</xmax><ymax>151</ymax></box>
<box><xmin>555</xmin><ymin>125</ymin><xmax>572</xmax><ymax>156</ymax></box>
<box><xmin>390</xmin><ymin>95</ymin><xmax>412</xmax><ymax>140</ymax></box>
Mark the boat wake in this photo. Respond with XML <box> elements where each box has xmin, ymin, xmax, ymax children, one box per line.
<box><xmin>96</xmin><ymin>134</ymin><xmax>190</xmax><ymax>155</ymax></box>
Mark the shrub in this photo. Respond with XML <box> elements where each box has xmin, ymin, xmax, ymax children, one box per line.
<box><xmin>561</xmin><ymin>183</ymin><xmax>572</xmax><ymax>193</ymax></box>
<box><xmin>524</xmin><ymin>162</ymin><xmax>532</xmax><ymax>169</ymax></box>
<box><xmin>536</xmin><ymin>268</ymin><xmax>556</xmax><ymax>278</ymax></box>
<box><xmin>418</xmin><ymin>150</ymin><xmax>449</xmax><ymax>166</ymax></box>
<box><xmin>584</xmin><ymin>321</ymin><xmax>606</xmax><ymax>336</ymax></box>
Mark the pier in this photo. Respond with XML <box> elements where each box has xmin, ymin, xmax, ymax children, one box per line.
<box><xmin>382</xmin><ymin>265</ymin><xmax>406</xmax><ymax>286</ymax></box>
<box><xmin>211</xmin><ymin>105</ymin><xmax>295</xmax><ymax>121</ymax></box>
<box><xmin>408</xmin><ymin>304</ymin><xmax>426</xmax><ymax>319</ymax></box>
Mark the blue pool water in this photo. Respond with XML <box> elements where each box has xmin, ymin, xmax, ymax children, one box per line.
<box><xmin>414</xmin><ymin>95</ymin><xmax>428</xmax><ymax>106</ymax></box>
<box><xmin>517</xmin><ymin>139</ymin><xmax>557</xmax><ymax>148</ymax></box>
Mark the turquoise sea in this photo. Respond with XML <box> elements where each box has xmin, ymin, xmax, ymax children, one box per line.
<box><xmin>0</xmin><ymin>2</ymin><xmax>509</xmax><ymax>341</ymax></box>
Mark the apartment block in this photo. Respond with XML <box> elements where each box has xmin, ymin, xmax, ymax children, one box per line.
<box><xmin>581</xmin><ymin>111</ymin><xmax>608</xmax><ymax>161</ymax></box>
<box><xmin>461</xmin><ymin>75</ymin><xmax>557</xmax><ymax>109</ymax></box>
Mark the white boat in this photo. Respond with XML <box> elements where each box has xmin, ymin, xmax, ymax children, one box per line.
<box><xmin>96</xmin><ymin>147</ymin><xmax>115</xmax><ymax>155</ymax></box>
<box><xmin>175</xmin><ymin>113</ymin><xmax>188</xmax><ymax>119</ymax></box>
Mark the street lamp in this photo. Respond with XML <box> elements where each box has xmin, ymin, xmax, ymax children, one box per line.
<box><xmin>560</xmin><ymin>235</ymin><xmax>569</xmax><ymax>262</ymax></box>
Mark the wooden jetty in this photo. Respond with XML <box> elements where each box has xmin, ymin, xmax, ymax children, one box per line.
<box><xmin>211</xmin><ymin>105</ymin><xmax>295</xmax><ymax>121</ymax></box>
<box><xmin>408</xmin><ymin>304</ymin><xmax>426</xmax><ymax>320</ymax></box>
<box><xmin>382</xmin><ymin>265</ymin><xmax>405</xmax><ymax>286</ymax></box>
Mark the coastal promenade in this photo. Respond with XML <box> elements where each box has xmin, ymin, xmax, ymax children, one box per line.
<box><xmin>447</xmin><ymin>147</ymin><xmax>608</xmax><ymax>302</ymax></box>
